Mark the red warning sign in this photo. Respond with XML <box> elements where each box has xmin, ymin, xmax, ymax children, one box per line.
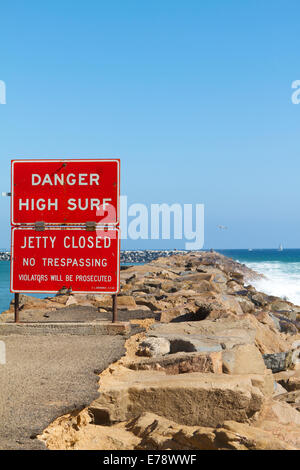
<box><xmin>11</xmin><ymin>159</ymin><xmax>120</xmax><ymax>226</ymax></box>
<box><xmin>11</xmin><ymin>227</ymin><xmax>120</xmax><ymax>294</ymax></box>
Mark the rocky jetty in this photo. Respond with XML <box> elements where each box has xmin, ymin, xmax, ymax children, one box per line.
<box><xmin>121</xmin><ymin>249</ymin><xmax>189</xmax><ymax>264</ymax></box>
<box><xmin>2</xmin><ymin>251</ymin><xmax>300</xmax><ymax>450</ymax></box>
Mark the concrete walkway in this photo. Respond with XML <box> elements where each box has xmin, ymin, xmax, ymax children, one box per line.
<box><xmin>0</xmin><ymin>333</ymin><xmax>126</xmax><ymax>449</ymax></box>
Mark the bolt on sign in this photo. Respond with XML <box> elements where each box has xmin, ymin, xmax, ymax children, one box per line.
<box><xmin>11</xmin><ymin>227</ymin><xmax>120</xmax><ymax>293</ymax></box>
<box><xmin>11</xmin><ymin>159</ymin><xmax>120</xmax><ymax>225</ymax></box>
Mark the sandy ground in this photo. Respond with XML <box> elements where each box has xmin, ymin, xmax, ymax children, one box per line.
<box><xmin>0</xmin><ymin>333</ymin><xmax>126</xmax><ymax>450</ymax></box>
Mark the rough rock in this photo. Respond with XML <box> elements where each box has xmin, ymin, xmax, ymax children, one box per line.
<box><xmin>137</xmin><ymin>337</ymin><xmax>170</xmax><ymax>357</ymax></box>
<box><xmin>274</xmin><ymin>370</ymin><xmax>300</xmax><ymax>392</ymax></box>
<box><xmin>265</xmin><ymin>398</ymin><xmax>300</xmax><ymax>423</ymax></box>
<box><xmin>135</xmin><ymin>296</ymin><xmax>162</xmax><ymax>312</ymax></box>
<box><xmin>92</xmin><ymin>369</ymin><xmax>266</xmax><ymax>427</ymax></box>
<box><xmin>10</xmin><ymin>294</ymin><xmax>63</xmax><ymax>311</ymax></box>
<box><xmin>215</xmin><ymin>420</ymin><xmax>295</xmax><ymax>450</ymax></box>
<box><xmin>149</xmin><ymin>317</ymin><xmax>256</xmax><ymax>345</ymax></box>
<box><xmin>274</xmin><ymin>390</ymin><xmax>300</xmax><ymax>412</ymax></box>
<box><xmin>273</xmin><ymin>382</ymin><xmax>288</xmax><ymax>397</ymax></box>
<box><xmin>116</xmin><ymin>295</ymin><xmax>137</xmax><ymax>310</ymax></box>
<box><xmin>237</xmin><ymin>298</ymin><xmax>256</xmax><ymax>314</ymax></box>
<box><xmin>126</xmin><ymin>413</ymin><xmax>295</xmax><ymax>450</ymax></box>
<box><xmin>128</xmin><ymin>351</ymin><xmax>223</xmax><ymax>374</ymax></box>
<box><xmin>93</xmin><ymin>295</ymin><xmax>113</xmax><ymax>310</ymax></box>
<box><xmin>222</xmin><ymin>344</ymin><xmax>268</xmax><ymax>375</ymax></box>
<box><xmin>65</xmin><ymin>296</ymin><xmax>78</xmax><ymax>306</ymax></box>
<box><xmin>148</xmin><ymin>334</ymin><xmax>224</xmax><ymax>354</ymax></box>
<box><xmin>263</xmin><ymin>352</ymin><xmax>292</xmax><ymax>373</ymax></box>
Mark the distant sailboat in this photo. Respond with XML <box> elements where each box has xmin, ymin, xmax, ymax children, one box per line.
<box><xmin>278</xmin><ymin>243</ymin><xmax>283</xmax><ymax>251</ymax></box>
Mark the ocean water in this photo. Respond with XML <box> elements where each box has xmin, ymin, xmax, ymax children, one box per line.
<box><xmin>0</xmin><ymin>261</ymin><xmax>13</xmax><ymax>313</ymax></box>
<box><xmin>1</xmin><ymin>249</ymin><xmax>300</xmax><ymax>313</ymax></box>
<box><xmin>218</xmin><ymin>249</ymin><xmax>300</xmax><ymax>306</ymax></box>
<box><xmin>0</xmin><ymin>260</ymin><xmax>52</xmax><ymax>313</ymax></box>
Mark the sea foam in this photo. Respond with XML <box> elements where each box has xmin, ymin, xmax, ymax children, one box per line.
<box><xmin>245</xmin><ymin>261</ymin><xmax>300</xmax><ymax>307</ymax></box>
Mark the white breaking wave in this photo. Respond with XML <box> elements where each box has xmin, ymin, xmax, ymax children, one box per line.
<box><xmin>244</xmin><ymin>261</ymin><xmax>300</xmax><ymax>307</ymax></box>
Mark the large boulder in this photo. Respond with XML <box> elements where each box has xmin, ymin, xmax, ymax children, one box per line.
<box><xmin>91</xmin><ymin>369</ymin><xmax>266</xmax><ymax>427</ymax></box>
<box><xmin>148</xmin><ymin>317</ymin><xmax>256</xmax><ymax>348</ymax></box>
<box><xmin>116</xmin><ymin>295</ymin><xmax>137</xmax><ymax>310</ymax></box>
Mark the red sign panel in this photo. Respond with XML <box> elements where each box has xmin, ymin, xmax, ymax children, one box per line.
<box><xmin>11</xmin><ymin>227</ymin><xmax>120</xmax><ymax>294</ymax></box>
<box><xmin>11</xmin><ymin>159</ymin><xmax>120</xmax><ymax>225</ymax></box>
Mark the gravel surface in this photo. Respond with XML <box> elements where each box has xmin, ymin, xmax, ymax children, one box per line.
<box><xmin>0</xmin><ymin>334</ymin><xmax>126</xmax><ymax>450</ymax></box>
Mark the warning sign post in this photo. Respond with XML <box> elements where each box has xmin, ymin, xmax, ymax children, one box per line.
<box><xmin>10</xmin><ymin>158</ymin><xmax>120</xmax><ymax>323</ymax></box>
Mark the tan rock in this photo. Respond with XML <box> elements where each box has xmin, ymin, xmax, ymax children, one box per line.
<box><xmin>275</xmin><ymin>370</ymin><xmax>300</xmax><ymax>392</ymax></box>
<box><xmin>47</xmin><ymin>295</ymin><xmax>69</xmax><ymax>305</ymax></box>
<box><xmin>273</xmin><ymin>382</ymin><xmax>288</xmax><ymax>397</ymax></box>
<box><xmin>127</xmin><ymin>412</ymin><xmax>217</xmax><ymax>450</ymax></box>
<box><xmin>160</xmin><ymin>307</ymin><xmax>189</xmax><ymax>323</ymax></box>
<box><xmin>65</xmin><ymin>296</ymin><xmax>78</xmax><ymax>306</ymax></box>
<box><xmin>226</xmin><ymin>280</ymin><xmax>243</xmax><ymax>292</ymax></box>
<box><xmin>149</xmin><ymin>317</ymin><xmax>257</xmax><ymax>347</ymax></box>
<box><xmin>193</xmin><ymin>280</ymin><xmax>218</xmax><ymax>293</ymax></box>
<box><xmin>117</xmin><ymin>295</ymin><xmax>137</xmax><ymax>310</ymax></box>
<box><xmin>176</xmin><ymin>273</ymin><xmax>214</xmax><ymax>282</ymax></box>
<box><xmin>286</xmin><ymin>374</ymin><xmax>300</xmax><ymax>391</ymax></box>
<box><xmin>143</xmin><ymin>279</ymin><xmax>162</xmax><ymax>289</ymax></box>
<box><xmin>274</xmin><ymin>389</ymin><xmax>300</xmax><ymax>412</ymax></box>
<box><xmin>250</xmin><ymin>373</ymin><xmax>274</xmax><ymax>397</ymax></box>
<box><xmin>222</xmin><ymin>344</ymin><xmax>267</xmax><ymax>375</ymax></box>
<box><xmin>135</xmin><ymin>296</ymin><xmax>162</xmax><ymax>312</ymax></box>
<box><xmin>237</xmin><ymin>298</ymin><xmax>255</xmax><ymax>314</ymax></box>
<box><xmin>259</xmin><ymin>399</ymin><xmax>300</xmax><ymax>426</ymax></box>
<box><xmin>92</xmin><ymin>369</ymin><xmax>265</xmax><ymax>427</ymax></box>
<box><xmin>128</xmin><ymin>413</ymin><xmax>294</xmax><ymax>450</ymax></box>
<box><xmin>242</xmin><ymin>314</ymin><xmax>290</xmax><ymax>354</ymax></box>
<box><xmin>137</xmin><ymin>337</ymin><xmax>170</xmax><ymax>357</ymax></box>
<box><xmin>228</xmin><ymin>271</ymin><xmax>244</xmax><ymax>283</ymax></box>
<box><xmin>272</xmin><ymin>395</ymin><xmax>300</xmax><ymax>426</ymax></box>
<box><xmin>216</xmin><ymin>420</ymin><xmax>295</xmax><ymax>450</ymax></box>
<box><xmin>41</xmin><ymin>409</ymin><xmax>297</xmax><ymax>450</ymax></box>
<box><xmin>195</xmin><ymin>292</ymin><xmax>244</xmax><ymax>318</ymax></box>
<box><xmin>271</xmin><ymin>300</ymin><xmax>294</xmax><ymax>313</ymax></box>
<box><xmin>10</xmin><ymin>294</ymin><xmax>57</xmax><ymax>310</ymax></box>
<box><xmin>255</xmin><ymin>400</ymin><xmax>300</xmax><ymax>449</ymax></box>
<box><xmin>160</xmin><ymin>280</ymin><xmax>177</xmax><ymax>292</ymax></box>
<box><xmin>129</xmin><ymin>351</ymin><xmax>223</xmax><ymax>374</ymax></box>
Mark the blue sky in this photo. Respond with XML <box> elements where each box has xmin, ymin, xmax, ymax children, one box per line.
<box><xmin>0</xmin><ymin>0</ymin><xmax>300</xmax><ymax>249</ymax></box>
